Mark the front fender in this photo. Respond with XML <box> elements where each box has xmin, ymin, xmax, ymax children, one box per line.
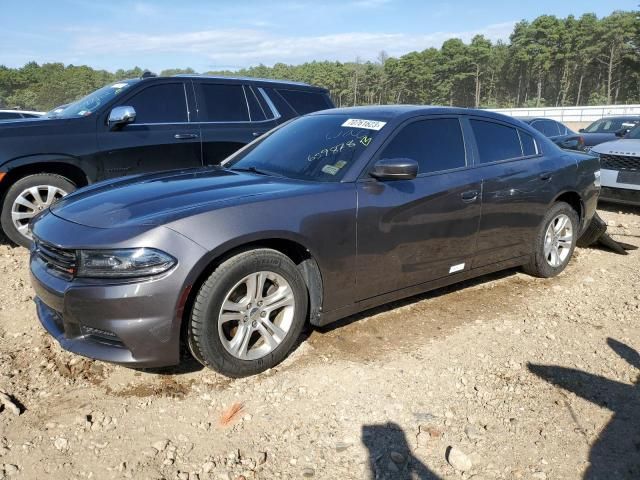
<box><xmin>0</xmin><ymin>154</ymin><xmax>96</xmax><ymax>182</ymax></box>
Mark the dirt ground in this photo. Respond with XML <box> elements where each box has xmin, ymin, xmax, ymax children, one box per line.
<box><xmin>0</xmin><ymin>204</ymin><xmax>639</xmax><ymax>480</ymax></box>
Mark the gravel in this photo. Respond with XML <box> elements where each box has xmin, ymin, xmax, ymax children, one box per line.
<box><xmin>0</xmin><ymin>206</ymin><xmax>639</xmax><ymax>479</ymax></box>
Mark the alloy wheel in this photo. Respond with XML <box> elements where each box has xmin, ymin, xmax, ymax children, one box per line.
<box><xmin>11</xmin><ymin>185</ymin><xmax>68</xmax><ymax>239</ymax></box>
<box><xmin>218</xmin><ymin>271</ymin><xmax>296</xmax><ymax>360</ymax></box>
<box><xmin>544</xmin><ymin>213</ymin><xmax>573</xmax><ymax>268</ymax></box>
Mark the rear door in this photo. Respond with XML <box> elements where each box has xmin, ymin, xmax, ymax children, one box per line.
<box><xmin>96</xmin><ymin>80</ymin><xmax>202</xmax><ymax>179</ymax></box>
<box><xmin>466</xmin><ymin>117</ymin><xmax>555</xmax><ymax>267</ymax></box>
<box><xmin>356</xmin><ymin>116</ymin><xmax>482</xmax><ymax>299</ymax></box>
<box><xmin>193</xmin><ymin>81</ymin><xmax>279</xmax><ymax>165</ymax></box>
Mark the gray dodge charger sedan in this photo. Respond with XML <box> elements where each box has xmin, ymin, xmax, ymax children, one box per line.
<box><xmin>30</xmin><ymin>106</ymin><xmax>600</xmax><ymax>377</ymax></box>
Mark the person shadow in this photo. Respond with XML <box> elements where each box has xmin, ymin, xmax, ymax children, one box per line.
<box><xmin>362</xmin><ymin>422</ymin><xmax>441</xmax><ymax>480</ymax></box>
<box><xmin>528</xmin><ymin>338</ymin><xmax>640</xmax><ymax>479</ymax></box>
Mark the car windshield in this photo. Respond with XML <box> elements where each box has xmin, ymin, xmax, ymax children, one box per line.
<box><xmin>626</xmin><ymin>125</ymin><xmax>640</xmax><ymax>139</ymax></box>
<box><xmin>224</xmin><ymin>114</ymin><xmax>387</xmax><ymax>182</ymax></box>
<box><xmin>584</xmin><ymin>118</ymin><xmax>639</xmax><ymax>133</ymax></box>
<box><xmin>49</xmin><ymin>80</ymin><xmax>139</xmax><ymax>118</ymax></box>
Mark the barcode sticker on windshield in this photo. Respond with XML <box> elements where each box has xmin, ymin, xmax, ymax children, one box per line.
<box><xmin>341</xmin><ymin>118</ymin><xmax>386</xmax><ymax>130</ymax></box>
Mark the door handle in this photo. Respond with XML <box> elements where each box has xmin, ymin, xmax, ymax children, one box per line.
<box><xmin>461</xmin><ymin>190</ymin><xmax>479</xmax><ymax>202</ymax></box>
<box><xmin>174</xmin><ymin>133</ymin><xmax>199</xmax><ymax>140</ymax></box>
<box><xmin>252</xmin><ymin>131</ymin><xmax>267</xmax><ymax>137</ymax></box>
<box><xmin>539</xmin><ymin>172</ymin><xmax>552</xmax><ymax>181</ymax></box>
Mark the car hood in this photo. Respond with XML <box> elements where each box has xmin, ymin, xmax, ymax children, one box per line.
<box><xmin>581</xmin><ymin>132</ymin><xmax>615</xmax><ymax>147</ymax></box>
<box><xmin>592</xmin><ymin>139</ymin><xmax>640</xmax><ymax>157</ymax></box>
<box><xmin>50</xmin><ymin>167</ymin><xmax>312</xmax><ymax>228</ymax></box>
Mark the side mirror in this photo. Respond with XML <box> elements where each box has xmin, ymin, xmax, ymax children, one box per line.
<box><xmin>615</xmin><ymin>128</ymin><xmax>629</xmax><ymax>138</ymax></box>
<box><xmin>108</xmin><ymin>106</ymin><xmax>136</xmax><ymax>130</ymax></box>
<box><xmin>578</xmin><ymin>128</ymin><xmax>585</xmax><ymax>133</ymax></box>
<box><xmin>370</xmin><ymin>158</ymin><xmax>418</xmax><ymax>180</ymax></box>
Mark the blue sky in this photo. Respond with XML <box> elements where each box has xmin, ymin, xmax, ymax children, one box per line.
<box><xmin>2</xmin><ymin>0</ymin><xmax>636</xmax><ymax>72</ymax></box>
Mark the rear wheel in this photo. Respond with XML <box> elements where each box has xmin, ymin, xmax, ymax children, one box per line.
<box><xmin>1</xmin><ymin>174</ymin><xmax>76</xmax><ymax>248</ymax></box>
<box><xmin>523</xmin><ymin>201</ymin><xmax>578</xmax><ymax>278</ymax></box>
<box><xmin>188</xmin><ymin>249</ymin><xmax>308</xmax><ymax>377</ymax></box>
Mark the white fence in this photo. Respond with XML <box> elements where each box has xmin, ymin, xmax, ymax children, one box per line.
<box><xmin>488</xmin><ymin>104</ymin><xmax>640</xmax><ymax>123</ymax></box>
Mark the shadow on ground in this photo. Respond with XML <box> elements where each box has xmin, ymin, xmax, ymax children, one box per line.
<box><xmin>528</xmin><ymin>338</ymin><xmax>640</xmax><ymax>479</ymax></box>
<box><xmin>362</xmin><ymin>422</ymin><xmax>440</xmax><ymax>480</ymax></box>
<box><xmin>598</xmin><ymin>202</ymin><xmax>640</xmax><ymax>216</ymax></box>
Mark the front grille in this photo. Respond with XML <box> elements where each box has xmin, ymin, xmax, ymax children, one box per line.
<box><xmin>35</xmin><ymin>240</ymin><xmax>76</xmax><ymax>278</ymax></box>
<box><xmin>600</xmin><ymin>154</ymin><xmax>640</xmax><ymax>171</ymax></box>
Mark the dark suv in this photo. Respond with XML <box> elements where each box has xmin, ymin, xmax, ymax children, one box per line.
<box><xmin>0</xmin><ymin>75</ymin><xmax>334</xmax><ymax>246</ymax></box>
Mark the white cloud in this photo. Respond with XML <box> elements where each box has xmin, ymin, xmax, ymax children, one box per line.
<box><xmin>70</xmin><ymin>21</ymin><xmax>516</xmax><ymax>69</ymax></box>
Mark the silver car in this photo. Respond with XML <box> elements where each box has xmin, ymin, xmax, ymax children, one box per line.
<box><xmin>592</xmin><ymin>126</ymin><xmax>640</xmax><ymax>206</ymax></box>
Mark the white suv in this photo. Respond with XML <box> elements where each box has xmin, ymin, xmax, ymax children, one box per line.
<box><xmin>592</xmin><ymin>125</ymin><xmax>640</xmax><ymax>206</ymax></box>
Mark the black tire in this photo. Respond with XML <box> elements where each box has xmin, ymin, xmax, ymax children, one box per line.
<box><xmin>1</xmin><ymin>174</ymin><xmax>76</xmax><ymax>248</ymax></box>
<box><xmin>188</xmin><ymin>249</ymin><xmax>309</xmax><ymax>377</ymax></box>
<box><xmin>523</xmin><ymin>201</ymin><xmax>579</xmax><ymax>278</ymax></box>
<box><xmin>576</xmin><ymin>212</ymin><xmax>607</xmax><ymax>248</ymax></box>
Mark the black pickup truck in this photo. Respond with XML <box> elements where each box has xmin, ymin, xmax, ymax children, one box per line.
<box><xmin>0</xmin><ymin>74</ymin><xmax>334</xmax><ymax>246</ymax></box>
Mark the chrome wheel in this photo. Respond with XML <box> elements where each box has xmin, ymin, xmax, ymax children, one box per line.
<box><xmin>218</xmin><ymin>271</ymin><xmax>296</xmax><ymax>361</ymax></box>
<box><xmin>544</xmin><ymin>213</ymin><xmax>573</xmax><ymax>268</ymax></box>
<box><xmin>11</xmin><ymin>185</ymin><xmax>68</xmax><ymax>239</ymax></box>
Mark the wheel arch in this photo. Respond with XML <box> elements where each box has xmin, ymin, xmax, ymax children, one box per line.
<box><xmin>180</xmin><ymin>236</ymin><xmax>325</xmax><ymax>349</ymax></box>
<box><xmin>0</xmin><ymin>155</ymin><xmax>91</xmax><ymax>201</ymax></box>
<box><xmin>552</xmin><ymin>190</ymin><xmax>584</xmax><ymax>223</ymax></box>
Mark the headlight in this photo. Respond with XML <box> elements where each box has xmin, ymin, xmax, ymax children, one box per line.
<box><xmin>77</xmin><ymin>248</ymin><xmax>176</xmax><ymax>278</ymax></box>
<box><xmin>594</xmin><ymin>169</ymin><xmax>601</xmax><ymax>188</ymax></box>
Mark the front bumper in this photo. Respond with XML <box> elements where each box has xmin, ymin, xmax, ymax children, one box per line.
<box><xmin>29</xmin><ymin>213</ymin><xmax>207</xmax><ymax>368</ymax></box>
<box><xmin>599</xmin><ymin>168</ymin><xmax>640</xmax><ymax>206</ymax></box>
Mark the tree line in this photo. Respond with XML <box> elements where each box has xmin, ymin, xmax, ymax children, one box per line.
<box><xmin>1</xmin><ymin>10</ymin><xmax>638</xmax><ymax>112</ymax></box>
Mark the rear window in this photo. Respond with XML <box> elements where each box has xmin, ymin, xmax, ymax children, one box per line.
<box><xmin>519</xmin><ymin>131</ymin><xmax>538</xmax><ymax>156</ymax></box>
<box><xmin>471</xmin><ymin>119</ymin><xmax>522</xmax><ymax>163</ymax></box>
<box><xmin>245</xmin><ymin>86</ymin><xmax>266</xmax><ymax>122</ymax></box>
<box><xmin>532</xmin><ymin>120</ymin><xmax>559</xmax><ymax>137</ymax></box>
<box><xmin>198</xmin><ymin>83</ymin><xmax>249</xmax><ymax>122</ymax></box>
<box><xmin>263</xmin><ymin>87</ymin><xmax>297</xmax><ymax>119</ymax></box>
<box><xmin>276</xmin><ymin>89</ymin><xmax>331</xmax><ymax>115</ymax></box>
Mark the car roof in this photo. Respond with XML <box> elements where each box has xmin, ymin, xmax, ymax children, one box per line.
<box><xmin>164</xmin><ymin>74</ymin><xmax>328</xmax><ymax>92</ymax></box>
<box><xmin>514</xmin><ymin>117</ymin><xmax>558</xmax><ymax>123</ymax></box>
<box><xmin>309</xmin><ymin>105</ymin><xmax>522</xmax><ymax>123</ymax></box>
<box><xmin>593</xmin><ymin>115</ymin><xmax>640</xmax><ymax>121</ymax></box>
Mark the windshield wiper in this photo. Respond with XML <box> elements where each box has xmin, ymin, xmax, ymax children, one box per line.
<box><xmin>229</xmin><ymin>166</ymin><xmax>279</xmax><ymax>177</ymax></box>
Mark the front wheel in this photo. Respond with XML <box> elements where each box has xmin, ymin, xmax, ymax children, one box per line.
<box><xmin>188</xmin><ymin>249</ymin><xmax>308</xmax><ymax>377</ymax></box>
<box><xmin>523</xmin><ymin>201</ymin><xmax>579</xmax><ymax>278</ymax></box>
<box><xmin>1</xmin><ymin>174</ymin><xmax>76</xmax><ymax>248</ymax></box>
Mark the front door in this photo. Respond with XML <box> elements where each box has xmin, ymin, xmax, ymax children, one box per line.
<box><xmin>356</xmin><ymin>117</ymin><xmax>482</xmax><ymax>300</ymax></box>
<box><xmin>96</xmin><ymin>80</ymin><xmax>202</xmax><ymax>180</ymax></box>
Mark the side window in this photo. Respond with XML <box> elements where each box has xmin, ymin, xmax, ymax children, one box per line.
<box><xmin>519</xmin><ymin>131</ymin><xmax>538</xmax><ymax>156</ymax></box>
<box><xmin>531</xmin><ymin>121</ymin><xmax>545</xmax><ymax>134</ymax></box>
<box><xmin>379</xmin><ymin>118</ymin><xmax>466</xmax><ymax>174</ymax></box>
<box><xmin>263</xmin><ymin>88</ymin><xmax>297</xmax><ymax>120</ymax></box>
<box><xmin>276</xmin><ymin>89</ymin><xmax>332</xmax><ymax>115</ymax></box>
<box><xmin>543</xmin><ymin>120</ymin><xmax>560</xmax><ymax>136</ymax></box>
<box><xmin>0</xmin><ymin>112</ymin><xmax>22</xmax><ymax>120</ymax></box>
<box><xmin>198</xmin><ymin>83</ymin><xmax>249</xmax><ymax>122</ymax></box>
<box><xmin>244</xmin><ymin>86</ymin><xmax>266</xmax><ymax>122</ymax></box>
<box><xmin>254</xmin><ymin>87</ymin><xmax>276</xmax><ymax>120</ymax></box>
<box><xmin>124</xmin><ymin>83</ymin><xmax>188</xmax><ymax>123</ymax></box>
<box><xmin>554</xmin><ymin>121</ymin><xmax>567</xmax><ymax>135</ymax></box>
<box><xmin>470</xmin><ymin>119</ymin><xmax>522</xmax><ymax>163</ymax></box>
